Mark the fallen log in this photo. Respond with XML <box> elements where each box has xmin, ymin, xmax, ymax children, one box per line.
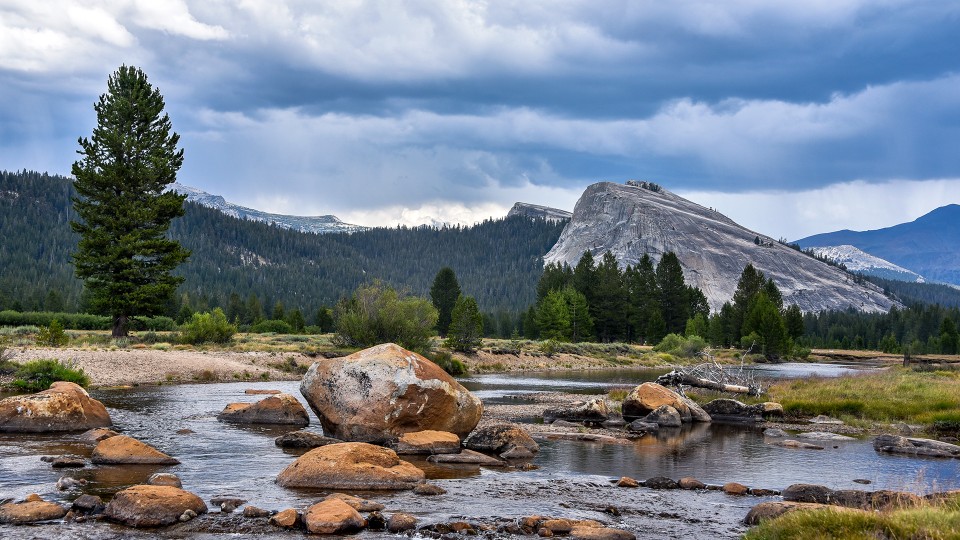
<box><xmin>656</xmin><ymin>371</ymin><xmax>754</xmax><ymax>395</ymax></box>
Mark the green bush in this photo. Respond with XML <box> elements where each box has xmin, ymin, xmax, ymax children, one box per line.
<box><xmin>250</xmin><ymin>319</ymin><xmax>294</xmax><ymax>334</ymax></box>
<box><xmin>12</xmin><ymin>359</ymin><xmax>90</xmax><ymax>391</ymax></box>
<box><xmin>179</xmin><ymin>308</ymin><xmax>236</xmax><ymax>344</ymax></box>
<box><xmin>0</xmin><ymin>310</ymin><xmax>177</xmax><ymax>331</ymax></box>
<box><xmin>333</xmin><ymin>282</ymin><xmax>438</xmax><ymax>353</ymax></box>
<box><xmin>654</xmin><ymin>333</ymin><xmax>707</xmax><ymax>357</ymax></box>
<box><xmin>428</xmin><ymin>350</ymin><xmax>468</xmax><ymax>376</ymax></box>
<box><xmin>35</xmin><ymin>319</ymin><xmax>69</xmax><ymax>347</ymax></box>
<box><xmin>539</xmin><ymin>339</ymin><xmax>559</xmax><ymax>356</ymax></box>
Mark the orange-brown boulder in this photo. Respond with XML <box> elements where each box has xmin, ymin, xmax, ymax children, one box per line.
<box><xmin>569</xmin><ymin>526</ymin><xmax>637</xmax><ymax>540</ymax></box>
<box><xmin>269</xmin><ymin>508</ymin><xmax>299</xmax><ymax>528</ymax></box>
<box><xmin>323</xmin><ymin>493</ymin><xmax>384</xmax><ymax>512</ymax></box>
<box><xmin>92</xmin><ymin>435</ymin><xmax>179</xmax><ymax>465</ymax></box>
<box><xmin>621</xmin><ymin>383</ymin><xmax>691</xmax><ymax>422</ymax></box>
<box><xmin>217</xmin><ymin>393</ymin><xmax>309</xmax><ymax>426</ymax></box>
<box><xmin>393</xmin><ymin>430</ymin><xmax>461</xmax><ymax>455</ymax></box>
<box><xmin>0</xmin><ymin>498</ymin><xmax>68</xmax><ymax>524</ymax></box>
<box><xmin>723</xmin><ymin>482</ymin><xmax>749</xmax><ymax>495</ymax></box>
<box><xmin>299</xmin><ymin>343</ymin><xmax>482</xmax><ymax>443</ymax></box>
<box><xmin>103</xmin><ymin>485</ymin><xmax>207</xmax><ymax>527</ymax></box>
<box><xmin>0</xmin><ymin>382</ymin><xmax>111</xmax><ymax>433</ymax></box>
<box><xmin>276</xmin><ymin>442</ymin><xmax>424</xmax><ymax>490</ymax></box>
<box><xmin>304</xmin><ymin>499</ymin><xmax>366</xmax><ymax>534</ymax></box>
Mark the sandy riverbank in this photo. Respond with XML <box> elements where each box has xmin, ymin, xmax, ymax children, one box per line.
<box><xmin>6</xmin><ymin>347</ymin><xmax>313</xmax><ymax>387</ymax></box>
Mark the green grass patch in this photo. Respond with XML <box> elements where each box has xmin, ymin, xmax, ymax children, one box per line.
<box><xmin>764</xmin><ymin>368</ymin><xmax>960</xmax><ymax>424</ymax></box>
<box><xmin>744</xmin><ymin>496</ymin><xmax>960</xmax><ymax>539</ymax></box>
<box><xmin>11</xmin><ymin>359</ymin><xmax>90</xmax><ymax>392</ymax></box>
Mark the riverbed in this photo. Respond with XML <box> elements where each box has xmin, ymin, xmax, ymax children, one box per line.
<box><xmin>1</xmin><ymin>365</ymin><xmax>956</xmax><ymax>538</ymax></box>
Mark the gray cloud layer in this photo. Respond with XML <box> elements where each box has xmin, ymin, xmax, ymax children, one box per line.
<box><xmin>1</xmin><ymin>1</ymin><xmax>959</xmax><ymax>234</ymax></box>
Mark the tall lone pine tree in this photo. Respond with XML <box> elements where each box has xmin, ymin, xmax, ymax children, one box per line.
<box><xmin>430</xmin><ymin>267</ymin><xmax>461</xmax><ymax>337</ymax></box>
<box><xmin>71</xmin><ymin>66</ymin><xmax>190</xmax><ymax>337</ymax></box>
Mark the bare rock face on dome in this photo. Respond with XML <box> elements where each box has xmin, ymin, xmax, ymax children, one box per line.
<box><xmin>300</xmin><ymin>343</ymin><xmax>482</xmax><ymax>443</ymax></box>
<box><xmin>0</xmin><ymin>382</ymin><xmax>111</xmax><ymax>433</ymax></box>
<box><xmin>543</xmin><ymin>182</ymin><xmax>898</xmax><ymax>313</ymax></box>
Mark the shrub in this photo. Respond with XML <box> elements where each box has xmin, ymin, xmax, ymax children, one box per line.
<box><xmin>250</xmin><ymin>319</ymin><xmax>294</xmax><ymax>334</ymax></box>
<box><xmin>539</xmin><ymin>339</ymin><xmax>559</xmax><ymax>357</ymax></box>
<box><xmin>333</xmin><ymin>281</ymin><xmax>438</xmax><ymax>353</ymax></box>
<box><xmin>428</xmin><ymin>350</ymin><xmax>468</xmax><ymax>376</ymax></box>
<box><xmin>35</xmin><ymin>319</ymin><xmax>69</xmax><ymax>347</ymax></box>
<box><xmin>12</xmin><ymin>359</ymin><xmax>90</xmax><ymax>391</ymax></box>
<box><xmin>654</xmin><ymin>333</ymin><xmax>707</xmax><ymax>358</ymax></box>
<box><xmin>179</xmin><ymin>308</ymin><xmax>236</xmax><ymax>344</ymax></box>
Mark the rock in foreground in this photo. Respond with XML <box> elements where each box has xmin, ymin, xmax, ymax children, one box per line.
<box><xmin>276</xmin><ymin>442</ymin><xmax>424</xmax><ymax>490</ymax></box>
<box><xmin>0</xmin><ymin>382</ymin><xmax>111</xmax><ymax>433</ymax></box>
<box><xmin>218</xmin><ymin>393</ymin><xmax>309</xmax><ymax>426</ymax></box>
<box><xmin>392</xmin><ymin>430</ymin><xmax>461</xmax><ymax>455</ymax></box>
<box><xmin>275</xmin><ymin>431</ymin><xmax>342</xmax><ymax>449</ymax></box>
<box><xmin>0</xmin><ymin>498</ymin><xmax>68</xmax><ymax>524</ymax></box>
<box><xmin>92</xmin><ymin>435</ymin><xmax>180</xmax><ymax>465</ymax></box>
<box><xmin>104</xmin><ymin>485</ymin><xmax>207</xmax><ymax>527</ymax></box>
<box><xmin>622</xmin><ymin>383</ymin><xmax>695</xmax><ymax>422</ymax></box>
<box><xmin>463</xmin><ymin>423</ymin><xmax>539</xmax><ymax>457</ymax></box>
<box><xmin>304</xmin><ymin>499</ymin><xmax>366</xmax><ymax>534</ymax></box>
<box><xmin>300</xmin><ymin>343</ymin><xmax>482</xmax><ymax>443</ymax></box>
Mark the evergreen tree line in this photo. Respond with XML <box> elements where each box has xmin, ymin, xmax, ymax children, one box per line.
<box><xmin>0</xmin><ymin>170</ymin><xmax>564</xmax><ymax>320</ymax></box>
<box><xmin>522</xmin><ymin>251</ymin><xmax>710</xmax><ymax>344</ymax></box>
<box><xmin>798</xmin><ymin>303</ymin><xmax>960</xmax><ymax>355</ymax></box>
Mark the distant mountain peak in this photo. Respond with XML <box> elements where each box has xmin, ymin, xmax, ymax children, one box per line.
<box><xmin>795</xmin><ymin>203</ymin><xmax>960</xmax><ymax>286</ymax></box>
<box><xmin>507</xmin><ymin>202</ymin><xmax>572</xmax><ymax>222</ymax></box>
<box><xmin>807</xmin><ymin>245</ymin><xmax>925</xmax><ymax>283</ymax></box>
<box><xmin>545</xmin><ymin>181</ymin><xmax>897</xmax><ymax>313</ymax></box>
<box><xmin>170</xmin><ymin>182</ymin><xmax>365</xmax><ymax>234</ymax></box>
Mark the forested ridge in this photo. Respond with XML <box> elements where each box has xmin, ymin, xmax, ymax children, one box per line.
<box><xmin>0</xmin><ymin>170</ymin><xmax>564</xmax><ymax>316</ymax></box>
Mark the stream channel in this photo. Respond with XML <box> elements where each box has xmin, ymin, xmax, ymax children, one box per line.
<box><xmin>1</xmin><ymin>363</ymin><xmax>958</xmax><ymax>538</ymax></box>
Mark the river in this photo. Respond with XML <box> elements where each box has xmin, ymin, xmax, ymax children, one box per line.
<box><xmin>1</xmin><ymin>364</ymin><xmax>956</xmax><ymax>539</ymax></box>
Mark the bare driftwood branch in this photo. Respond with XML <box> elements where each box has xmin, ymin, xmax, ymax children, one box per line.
<box><xmin>656</xmin><ymin>346</ymin><xmax>765</xmax><ymax>397</ymax></box>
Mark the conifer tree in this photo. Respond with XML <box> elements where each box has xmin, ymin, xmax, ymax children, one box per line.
<box><xmin>563</xmin><ymin>287</ymin><xmax>594</xmax><ymax>343</ymax></box>
<box><xmin>592</xmin><ymin>251</ymin><xmax>626</xmax><ymax>342</ymax></box>
<box><xmin>627</xmin><ymin>254</ymin><xmax>658</xmax><ymax>342</ymax></box>
<box><xmin>536</xmin><ymin>289</ymin><xmax>571</xmax><ymax>341</ymax></box>
<box><xmin>446</xmin><ymin>295</ymin><xmax>483</xmax><ymax>352</ymax></box>
<box><xmin>71</xmin><ymin>66</ymin><xmax>189</xmax><ymax>337</ymax></box>
<box><xmin>430</xmin><ymin>267</ymin><xmax>461</xmax><ymax>336</ymax></box>
<box><xmin>656</xmin><ymin>252</ymin><xmax>688</xmax><ymax>334</ymax></box>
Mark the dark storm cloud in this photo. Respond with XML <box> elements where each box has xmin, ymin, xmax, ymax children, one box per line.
<box><xmin>2</xmin><ymin>1</ymin><xmax>960</xmax><ymax>230</ymax></box>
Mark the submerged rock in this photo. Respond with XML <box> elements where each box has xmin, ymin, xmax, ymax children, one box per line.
<box><xmin>147</xmin><ymin>473</ymin><xmax>182</xmax><ymax>488</ymax></box>
<box><xmin>78</xmin><ymin>427</ymin><xmax>119</xmax><ymax>443</ymax></box>
<box><xmin>300</xmin><ymin>343</ymin><xmax>482</xmax><ymax>443</ymax></box>
<box><xmin>274</xmin><ymin>430</ymin><xmax>342</xmax><ymax>449</ymax></box>
<box><xmin>323</xmin><ymin>493</ymin><xmax>384</xmax><ymax>512</ymax></box>
<box><xmin>276</xmin><ymin>442</ymin><xmax>424</xmax><ymax>490</ymax></box>
<box><xmin>104</xmin><ymin>485</ymin><xmax>207</xmax><ymax>527</ymax></box>
<box><xmin>463</xmin><ymin>423</ymin><xmax>539</xmax><ymax>457</ymax></box>
<box><xmin>701</xmin><ymin>399</ymin><xmax>763</xmax><ymax>422</ymax></box>
<box><xmin>426</xmin><ymin>448</ymin><xmax>505</xmax><ymax>466</ymax></box>
<box><xmin>218</xmin><ymin>393</ymin><xmax>309</xmax><ymax>426</ymax></box>
<box><xmin>392</xmin><ymin>430</ymin><xmax>461</xmax><ymax>455</ymax></box>
<box><xmin>797</xmin><ymin>431</ymin><xmax>856</xmax><ymax>442</ymax></box>
<box><xmin>388</xmin><ymin>512</ymin><xmax>418</xmax><ymax>533</ymax></box>
<box><xmin>0</xmin><ymin>382</ymin><xmax>112</xmax><ymax>433</ymax></box>
<box><xmin>874</xmin><ymin>434</ymin><xmax>960</xmax><ymax>458</ymax></box>
<box><xmin>92</xmin><ymin>435</ymin><xmax>179</xmax><ymax>465</ymax></box>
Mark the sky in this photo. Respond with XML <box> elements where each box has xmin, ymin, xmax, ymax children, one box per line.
<box><xmin>2</xmin><ymin>1</ymin><xmax>959</xmax><ymax>240</ymax></box>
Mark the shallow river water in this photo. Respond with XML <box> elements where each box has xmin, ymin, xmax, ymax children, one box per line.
<box><xmin>1</xmin><ymin>365</ymin><xmax>957</xmax><ymax>539</ymax></box>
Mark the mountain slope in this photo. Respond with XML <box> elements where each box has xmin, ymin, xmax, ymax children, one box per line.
<box><xmin>544</xmin><ymin>182</ymin><xmax>897</xmax><ymax>313</ymax></box>
<box><xmin>795</xmin><ymin>205</ymin><xmax>960</xmax><ymax>285</ymax></box>
<box><xmin>507</xmin><ymin>202</ymin><xmax>572</xmax><ymax>221</ymax></box>
<box><xmin>807</xmin><ymin>245</ymin><xmax>925</xmax><ymax>283</ymax></box>
<box><xmin>0</xmin><ymin>171</ymin><xmax>564</xmax><ymax>314</ymax></box>
<box><xmin>171</xmin><ymin>182</ymin><xmax>366</xmax><ymax>234</ymax></box>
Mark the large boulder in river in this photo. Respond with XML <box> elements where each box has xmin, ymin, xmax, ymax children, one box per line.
<box><xmin>300</xmin><ymin>343</ymin><xmax>482</xmax><ymax>443</ymax></box>
<box><xmin>92</xmin><ymin>435</ymin><xmax>180</xmax><ymax>465</ymax></box>
<box><xmin>874</xmin><ymin>434</ymin><xmax>960</xmax><ymax>458</ymax></box>
<box><xmin>104</xmin><ymin>485</ymin><xmax>207</xmax><ymax>527</ymax></box>
<box><xmin>217</xmin><ymin>393</ymin><xmax>309</xmax><ymax>426</ymax></box>
<box><xmin>621</xmin><ymin>383</ymin><xmax>692</xmax><ymax>422</ymax></box>
<box><xmin>304</xmin><ymin>499</ymin><xmax>366</xmax><ymax>534</ymax></box>
<box><xmin>276</xmin><ymin>442</ymin><xmax>425</xmax><ymax>490</ymax></box>
<box><xmin>0</xmin><ymin>382</ymin><xmax>111</xmax><ymax>433</ymax></box>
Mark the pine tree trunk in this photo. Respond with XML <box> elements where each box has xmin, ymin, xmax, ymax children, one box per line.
<box><xmin>112</xmin><ymin>315</ymin><xmax>129</xmax><ymax>338</ymax></box>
